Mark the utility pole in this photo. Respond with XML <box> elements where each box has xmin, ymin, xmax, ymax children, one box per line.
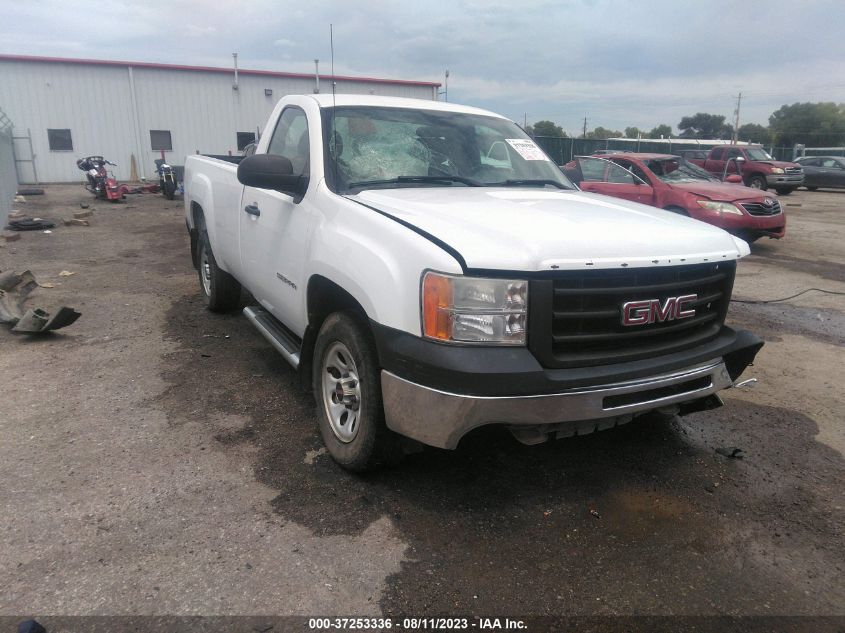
<box><xmin>732</xmin><ymin>92</ymin><xmax>742</xmax><ymax>143</ymax></box>
<box><xmin>438</xmin><ymin>69</ymin><xmax>450</xmax><ymax>101</ymax></box>
<box><xmin>582</xmin><ymin>117</ymin><xmax>588</xmax><ymax>138</ymax></box>
<box><xmin>524</xmin><ymin>113</ymin><xmax>527</xmax><ymax>129</ymax></box>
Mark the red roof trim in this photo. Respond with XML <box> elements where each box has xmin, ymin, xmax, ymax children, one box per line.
<box><xmin>0</xmin><ymin>54</ymin><xmax>441</xmax><ymax>88</ymax></box>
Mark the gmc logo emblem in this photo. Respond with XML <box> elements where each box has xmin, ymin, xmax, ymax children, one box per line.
<box><xmin>622</xmin><ymin>294</ymin><xmax>697</xmax><ymax>326</ymax></box>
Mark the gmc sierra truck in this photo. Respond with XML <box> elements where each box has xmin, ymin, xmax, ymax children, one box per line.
<box><xmin>689</xmin><ymin>145</ymin><xmax>804</xmax><ymax>194</ymax></box>
<box><xmin>184</xmin><ymin>94</ymin><xmax>763</xmax><ymax>471</ymax></box>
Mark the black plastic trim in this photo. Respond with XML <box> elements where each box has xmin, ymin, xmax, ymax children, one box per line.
<box><xmin>371</xmin><ymin>321</ymin><xmax>763</xmax><ymax>397</ymax></box>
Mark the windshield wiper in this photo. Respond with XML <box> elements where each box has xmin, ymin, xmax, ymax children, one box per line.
<box><xmin>489</xmin><ymin>179</ymin><xmax>568</xmax><ymax>189</ymax></box>
<box><xmin>347</xmin><ymin>175</ymin><xmax>481</xmax><ymax>190</ymax></box>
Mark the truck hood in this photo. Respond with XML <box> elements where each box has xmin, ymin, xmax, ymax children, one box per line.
<box><xmin>670</xmin><ymin>181</ymin><xmax>774</xmax><ymax>202</ymax></box>
<box><xmin>754</xmin><ymin>160</ymin><xmax>800</xmax><ymax>169</ymax></box>
<box><xmin>351</xmin><ymin>188</ymin><xmax>749</xmax><ymax>271</ymax></box>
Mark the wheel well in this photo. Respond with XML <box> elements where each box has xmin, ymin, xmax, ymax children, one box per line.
<box><xmin>189</xmin><ymin>203</ymin><xmax>205</xmax><ymax>269</ymax></box>
<box><xmin>748</xmin><ymin>172</ymin><xmax>766</xmax><ymax>182</ymax></box>
<box><xmin>300</xmin><ymin>275</ymin><xmax>371</xmax><ymax>391</ymax></box>
<box><xmin>663</xmin><ymin>205</ymin><xmax>689</xmax><ymax>216</ymax></box>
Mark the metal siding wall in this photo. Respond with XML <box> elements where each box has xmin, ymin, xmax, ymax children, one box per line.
<box><xmin>0</xmin><ymin>61</ymin><xmax>136</xmax><ymax>182</ymax></box>
<box><xmin>0</xmin><ymin>60</ymin><xmax>437</xmax><ymax>182</ymax></box>
<box><xmin>0</xmin><ymin>125</ymin><xmax>17</xmax><ymax>226</ymax></box>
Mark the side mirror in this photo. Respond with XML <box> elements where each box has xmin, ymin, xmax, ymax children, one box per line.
<box><xmin>726</xmin><ymin>174</ymin><xmax>743</xmax><ymax>183</ymax></box>
<box><xmin>237</xmin><ymin>154</ymin><xmax>308</xmax><ymax>198</ymax></box>
<box><xmin>734</xmin><ymin>156</ymin><xmax>746</xmax><ymax>163</ymax></box>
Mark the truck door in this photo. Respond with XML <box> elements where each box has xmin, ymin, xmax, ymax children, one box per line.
<box><xmin>705</xmin><ymin>147</ymin><xmax>726</xmax><ymax>176</ymax></box>
<box><xmin>724</xmin><ymin>148</ymin><xmax>745</xmax><ymax>179</ymax></box>
<box><xmin>576</xmin><ymin>157</ymin><xmax>654</xmax><ymax>205</ymax></box>
<box><xmin>238</xmin><ymin>106</ymin><xmax>314</xmax><ymax>335</ymax></box>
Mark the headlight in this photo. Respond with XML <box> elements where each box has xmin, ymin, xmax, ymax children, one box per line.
<box><xmin>770</xmin><ymin>167</ymin><xmax>785</xmax><ymax>174</ymax></box>
<box><xmin>422</xmin><ymin>272</ymin><xmax>527</xmax><ymax>345</ymax></box>
<box><xmin>696</xmin><ymin>200</ymin><xmax>744</xmax><ymax>215</ymax></box>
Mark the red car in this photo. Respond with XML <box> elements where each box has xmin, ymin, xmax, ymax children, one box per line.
<box><xmin>563</xmin><ymin>153</ymin><xmax>786</xmax><ymax>242</ymax></box>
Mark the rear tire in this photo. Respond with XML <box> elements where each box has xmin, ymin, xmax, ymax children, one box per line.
<box><xmin>163</xmin><ymin>180</ymin><xmax>177</xmax><ymax>200</ymax></box>
<box><xmin>775</xmin><ymin>187</ymin><xmax>794</xmax><ymax>195</ymax></box>
<box><xmin>198</xmin><ymin>230</ymin><xmax>241</xmax><ymax>312</ymax></box>
<box><xmin>747</xmin><ymin>174</ymin><xmax>767</xmax><ymax>190</ymax></box>
<box><xmin>312</xmin><ymin>312</ymin><xmax>403</xmax><ymax>472</ymax></box>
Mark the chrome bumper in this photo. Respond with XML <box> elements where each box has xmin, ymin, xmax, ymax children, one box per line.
<box><xmin>766</xmin><ymin>174</ymin><xmax>803</xmax><ymax>186</ymax></box>
<box><xmin>382</xmin><ymin>360</ymin><xmax>733</xmax><ymax>449</ymax></box>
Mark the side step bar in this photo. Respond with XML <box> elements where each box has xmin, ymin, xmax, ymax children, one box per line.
<box><xmin>243</xmin><ymin>306</ymin><xmax>301</xmax><ymax>369</ymax></box>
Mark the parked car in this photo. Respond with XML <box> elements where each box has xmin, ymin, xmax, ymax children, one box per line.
<box><xmin>184</xmin><ymin>94</ymin><xmax>762</xmax><ymax>471</ymax></box>
<box><xmin>687</xmin><ymin>145</ymin><xmax>803</xmax><ymax>194</ymax></box>
<box><xmin>794</xmin><ymin>156</ymin><xmax>845</xmax><ymax>190</ymax></box>
<box><xmin>563</xmin><ymin>153</ymin><xmax>785</xmax><ymax>242</ymax></box>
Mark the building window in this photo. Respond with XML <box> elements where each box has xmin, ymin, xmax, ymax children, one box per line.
<box><xmin>237</xmin><ymin>132</ymin><xmax>256</xmax><ymax>151</ymax></box>
<box><xmin>47</xmin><ymin>129</ymin><xmax>73</xmax><ymax>151</ymax></box>
<box><xmin>150</xmin><ymin>130</ymin><xmax>173</xmax><ymax>151</ymax></box>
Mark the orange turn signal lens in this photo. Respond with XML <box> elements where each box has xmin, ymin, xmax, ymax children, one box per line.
<box><xmin>422</xmin><ymin>272</ymin><xmax>453</xmax><ymax>340</ymax></box>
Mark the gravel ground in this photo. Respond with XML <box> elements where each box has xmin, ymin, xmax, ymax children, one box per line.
<box><xmin>0</xmin><ymin>185</ymin><xmax>843</xmax><ymax>626</ymax></box>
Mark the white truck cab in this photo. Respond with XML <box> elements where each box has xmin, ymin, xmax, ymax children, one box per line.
<box><xmin>184</xmin><ymin>94</ymin><xmax>762</xmax><ymax>471</ymax></box>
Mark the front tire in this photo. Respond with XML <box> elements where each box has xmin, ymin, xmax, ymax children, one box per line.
<box><xmin>312</xmin><ymin>312</ymin><xmax>402</xmax><ymax>471</ymax></box>
<box><xmin>163</xmin><ymin>180</ymin><xmax>177</xmax><ymax>200</ymax></box>
<box><xmin>747</xmin><ymin>174</ymin><xmax>767</xmax><ymax>190</ymax></box>
<box><xmin>197</xmin><ymin>230</ymin><xmax>241</xmax><ymax>312</ymax></box>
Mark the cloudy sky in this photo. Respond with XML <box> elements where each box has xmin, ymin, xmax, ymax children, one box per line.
<box><xmin>3</xmin><ymin>0</ymin><xmax>844</xmax><ymax>135</ymax></box>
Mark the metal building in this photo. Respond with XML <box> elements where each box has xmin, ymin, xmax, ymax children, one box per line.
<box><xmin>0</xmin><ymin>54</ymin><xmax>440</xmax><ymax>183</ymax></box>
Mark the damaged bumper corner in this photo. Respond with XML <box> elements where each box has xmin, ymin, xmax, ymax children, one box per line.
<box><xmin>0</xmin><ymin>270</ymin><xmax>81</xmax><ymax>333</ymax></box>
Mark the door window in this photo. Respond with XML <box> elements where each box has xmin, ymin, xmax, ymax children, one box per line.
<box><xmin>267</xmin><ymin>108</ymin><xmax>310</xmax><ymax>176</ymax></box>
<box><xmin>611</xmin><ymin>159</ymin><xmax>650</xmax><ymax>184</ymax></box>
<box><xmin>710</xmin><ymin>148</ymin><xmax>724</xmax><ymax>160</ymax></box>
<box><xmin>820</xmin><ymin>158</ymin><xmax>840</xmax><ymax>168</ymax></box>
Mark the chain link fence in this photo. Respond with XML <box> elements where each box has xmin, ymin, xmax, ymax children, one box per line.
<box><xmin>0</xmin><ymin>108</ymin><xmax>18</xmax><ymax>227</ymax></box>
<box><xmin>533</xmin><ymin>136</ymin><xmax>837</xmax><ymax>164</ymax></box>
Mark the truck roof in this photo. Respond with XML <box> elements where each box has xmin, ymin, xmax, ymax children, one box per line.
<box><xmin>305</xmin><ymin>93</ymin><xmax>507</xmax><ymax>119</ymax></box>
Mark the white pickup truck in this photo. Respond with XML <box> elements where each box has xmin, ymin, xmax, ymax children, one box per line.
<box><xmin>184</xmin><ymin>94</ymin><xmax>763</xmax><ymax>471</ymax></box>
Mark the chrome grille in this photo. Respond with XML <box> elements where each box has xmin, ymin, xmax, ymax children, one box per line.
<box><xmin>741</xmin><ymin>200</ymin><xmax>782</xmax><ymax>216</ymax></box>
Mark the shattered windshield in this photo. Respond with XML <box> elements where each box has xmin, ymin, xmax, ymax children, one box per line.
<box><xmin>322</xmin><ymin>106</ymin><xmax>574</xmax><ymax>193</ymax></box>
<box><xmin>646</xmin><ymin>158</ymin><xmax>717</xmax><ymax>183</ymax></box>
<box><xmin>744</xmin><ymin>147</ymin><xmax>775</xmax><ymax>161</ymax></box>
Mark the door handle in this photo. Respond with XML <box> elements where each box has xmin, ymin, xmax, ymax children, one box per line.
<box><xmin>244</xmin><ymin>204</ymin><xmax>260</xmax><ymax>217</ymax></box>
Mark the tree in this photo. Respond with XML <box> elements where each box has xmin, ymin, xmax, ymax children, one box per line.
<box><xmin>585</xmin><ymin>126</ymin><xmax>622</xmax><ymax>140</ymax></box>
<box><xmin>624</xmin><ymin>127</ymin><xmax>642</xmax><ymax>139</ymax></box>
<box><xmin>737</xmin><ymin>123</ymin><xmax>771</xmax><ymax>144</ymax></box>
<box><xmin>648</xmin><ymin>124</ymin><xmax>673</xmax><ymax>139</ymax></box>
<box><xmin>531</xmin><ymin>120</ymin><xmax>567</xmax><ymax>138</ymax></box>
<box><xmin>768</xmin><ymin>102</ymin><xmax>845</xmax><ymax>147</ymax></box>
<box><xmin>678</xmin><ymin>113</ymin><xmax>733</xmax><ymax>139</ymax></box>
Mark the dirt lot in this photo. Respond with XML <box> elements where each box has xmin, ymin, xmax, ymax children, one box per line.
<box><xmin>1</xmin><ymin>185</ymin><xmax>843</xmax><ymax>624</ymax></box>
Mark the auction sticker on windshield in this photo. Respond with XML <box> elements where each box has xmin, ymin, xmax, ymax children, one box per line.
<box><xmin>506</xmin><ymin>138</ymin><xmax>549</xmax><ymax>161</ymax></box>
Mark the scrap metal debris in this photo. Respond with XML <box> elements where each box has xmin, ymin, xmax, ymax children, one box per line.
<box><xmin>715</xmin><ymin>447</ymin><xmax>745</xmax><ymax>459</ymax></box>
<box><xmin>0</xmin><ymin>270</ymin><xmax>80</xmax><ymax>334</ymax></box>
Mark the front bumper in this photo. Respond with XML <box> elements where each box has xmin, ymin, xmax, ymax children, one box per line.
<box><xmin>374</xmin><ymin>323</ymin><xmax>763</xmax><ymax>449</ymax></box>
<box><xmin>766</xmin><ymin>174</ymin><xmax>803</xmax><ymax>187</ymax></box>
<box><xmin>383</xmin><ymin>360</ymin><xmax>733</xmax><ymax>449</ymax></box>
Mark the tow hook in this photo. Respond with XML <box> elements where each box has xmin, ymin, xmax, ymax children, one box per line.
<box><xmin>731</xmin><ymin>378</ymin><xmax>758</xmax><ymax>389</ymax></box>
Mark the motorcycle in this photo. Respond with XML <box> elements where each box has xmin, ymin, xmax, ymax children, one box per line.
<box><xmin>154</xmin><ymin>158</ymin><xmax>178</xmax><ymax>199</ymax></box>
<box><xmin>76</xmin><ymin>156</ymin><xmax>127</xmax><ymax>201</ymax></box>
